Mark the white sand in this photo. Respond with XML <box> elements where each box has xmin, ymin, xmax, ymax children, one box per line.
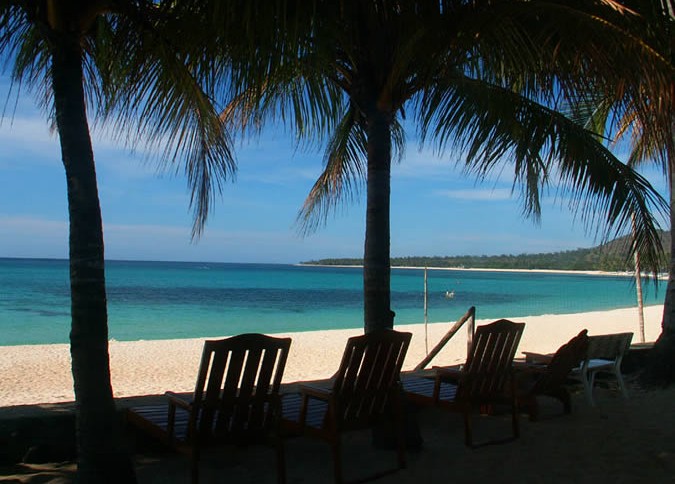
<box><xmin>0</xmin><ymin>305</ymin><xmax>663</xmax><ymax>407</ymax></box>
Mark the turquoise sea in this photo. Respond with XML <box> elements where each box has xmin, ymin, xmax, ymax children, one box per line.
<box><xmin>0</xmin><ymin>257</ymin><xmax>664</xmax><ymax>346</ymax></box>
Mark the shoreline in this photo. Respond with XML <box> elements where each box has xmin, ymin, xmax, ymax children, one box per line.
<box><xmin>297</xmin><ymin>262</ymin><xmax>656</xmax><ymax>278</ymax></box>
<box><xmin>0</xmin><ymin>305</ymin><xmax>663</xmax><ymax>408</ymax></box>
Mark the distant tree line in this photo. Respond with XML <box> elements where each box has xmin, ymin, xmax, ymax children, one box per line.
<box><xmin>305</xmin><ymin>231</ymin><xmax>670</xmax><ymax>272</ymax></box>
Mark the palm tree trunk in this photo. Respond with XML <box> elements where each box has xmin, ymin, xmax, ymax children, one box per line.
<box><xmin>644</xmin><ymin>145</ymin><xmax>675</xmax><ymax>386</ymax></box>
<box><xmin>364</xmin><ymin>109</ymin><xmax>394</xmax><ymax>333</ymax></box>
<box><xmin>642</xmin><ymin>0</ymin><xmax>675</xmax><ymax>387</ymax></box>
<box><xmin>50</xmin><ymin>32</ymin><xmax>137</xmax><ymax>483</ymax></box>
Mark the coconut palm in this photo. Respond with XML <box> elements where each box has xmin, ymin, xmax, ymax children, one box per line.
<box><xmin>630</xmin><ymin>1</ymin><xmax>675</xmax><ymax>386</ymax></box>
<box><xmin>223</xmin><ymin>0</ymin><xmax>668</xmax><ymax>334</ymax></box>
<box><xmin>0</xmin><ymin>2</ymin><xmax>235</xmax><ymax>481</ymax></box>
<box><xmin>578</xmin><ymin>0</ymin><xmax>675</xmax><ymax>384</ymax></box>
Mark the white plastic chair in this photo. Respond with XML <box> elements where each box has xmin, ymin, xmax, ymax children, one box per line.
<box><xmin>573</xmin><ymin>332</ymin><xmax>633</xmax><ymax>406</ymax></box>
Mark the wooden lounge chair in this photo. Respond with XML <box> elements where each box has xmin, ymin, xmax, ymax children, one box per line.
<box><xmin>126</xmin><ymin>333</ymin><xmax>292</xmax><ymax>484</ymax></box>
<box><xmin>280</xmin><ymin>329</ymin><xmax>412</xmax><ymax>484</ymax></box>
<box><xmin>402</xmin><ymin>319</ymin><xmax>525</xmax><ymax>447</ymax></box>
<box><xmin>572</xmin><ymin>332</ymin><xmax>633</xmax><ymax>405</ymax></box>
<box><xmin>517</xmin><ymin>329</ymin><xmax>589</xmax><ymax>420</ymax></box>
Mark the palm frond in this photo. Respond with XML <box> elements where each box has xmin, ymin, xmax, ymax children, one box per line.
<box><xmin>418</xmin><ymin>75</ymin><xmax>667</xmax><ymax>273</ymax></box>
<box><xmin>95</xmin><ymin>3</ymin><xmax>236</xmax><ymax>238</ymax></box>
<box><xmin>0</xmin><ymin>6</ymin><xmax>51</xmax><ymax>115</ymax></box>
<box><xmin>558</xmin><ymin>0</ymin><xmax>674</xmax><ymax>178</ymax></box>
<box><xmin>390</xmin><ymin>116</ymin><xmax>406</xmax><ymax>165</ymax></box>
<box><xmin>296</xmin><ymin>106</ymin><xmax>366</xmax><ymax>235</ymax></box>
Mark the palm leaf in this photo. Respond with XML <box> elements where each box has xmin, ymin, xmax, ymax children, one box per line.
<box><xmin>418</xmin><ymin>75</ymin><xmax>667</xmax><ymax>273</ymax></box>
<box><xmin>296</xmin><ymin>106</ymin><xmax>366</xmax><ymax>234</ymax></box>
<box><xmin>94</xmin><ymin>3</ymin><xmax>237</xmax><ymax>238</ymax></box>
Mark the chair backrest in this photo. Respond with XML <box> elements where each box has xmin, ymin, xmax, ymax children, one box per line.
<box><xmin>331</xmin><ymin>330</ymin><xmax>412</xmax><ymax>429</ymax></box>
<box><xmin>531</xmin><ymin>329</ymin><xmax>589</xmax><ymax>394</ymax></box>
<box><xmin>459</xmin><ymin>319</ymin><xmax>525</xmax><ymax>400</ymax></box>
<box><xmin>191</xmin><ymin>333</ymin><xmax>292</xmax><ymax>444</ymax></box>
<box><xmin>586</xmin><ymin>332</ymin><xmax>633</xmax><ymax>361</ymax></box>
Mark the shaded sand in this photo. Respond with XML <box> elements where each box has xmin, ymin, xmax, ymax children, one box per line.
<box><xmin>135</xmin><ymin>383</ymin><xmax>675</xmax><ymax>483</ymax></box>
<box><xmin>0</xmin><ymin>305</ymin><xmax>664</xmax><ymax>407</ymax></box>
<box><xmin>2</xmin><ymin>374</ymin><xmax>675</xmax><ymax>482</ymax></box>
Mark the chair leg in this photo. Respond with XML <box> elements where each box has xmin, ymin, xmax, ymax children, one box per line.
<box><xmin>517</xmin><ymin>394</ymin><xmax>538</xmax><ymax>421</ymax></box>
<box><xmin>190</xmin><ymin>448</ymin><xmax>200</xmax><ymax>484</ymax></box>
<box><xmin>463</xmin><ymin>408</ymin><xmax>473</xmax><ymax>447</ymax></box>
<box><xmin>526</xmin><ymin>397</ymin><xmax>539</xmax><ymax>422</ymax></box>
<box><xmin>511</xmin><ymin>400</ymin><xmax>520</xmax><ymax>439</ymax></box>
<box><xmin>396</xmin><ymin>437</ymin><xmax>406</xmax><ymax>470</ymax></box>
<box><xmin>394</xmin><ymin>405</ymin><xmax>406</xmax><ymax>469</ymax></box>
<box><xmin>559</xmin><ymin>390</ymin><xmax>572</xmax><ymax>414</ymax></box>
<box><xmin>331</xmin><ymin>435</ymin><xmax>343</xmax><ymax>484</ymax></box>
<box><xmin>583</xmin><ymin>371</ymin><xmax>595</xmax><ymax>406</ymax></box>
<box><xmin>547</xmin><ymin>388</ymin><xmax>572</xmax><ymax>415</ymax></box>
<box><xmin>614</xmin><ymin>367</ymin><xmax>629</xmax><ymax>398</ymax></box>
<box><xmin>275</xmin><ymin>434</ymin><xmax>287</xmax><ymax>484</ymax></box>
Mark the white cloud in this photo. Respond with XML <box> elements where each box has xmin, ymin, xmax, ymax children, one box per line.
<box><xmin>0</xmin><ymin>117</ymin><xmax>59</xmax><ymax>163</ymax></box>
<box><xmin>0</xmin><ymin>114</ymin><xmax>168</xmax><ymax>180</ymax></box>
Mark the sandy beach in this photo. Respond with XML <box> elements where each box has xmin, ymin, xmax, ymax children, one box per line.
<box><xmin>1</xmin><ymin>304</ymin><xmax>673</xmax><ymax>483</ymax></box>
<box><xmin>0</xmin><ymin>305</ymin><xmax>663</xmax><ymax>407</ymax></box>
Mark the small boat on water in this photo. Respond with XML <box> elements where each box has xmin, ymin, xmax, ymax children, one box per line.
<box><xmin>444</xmin><ymin>290</ymin><xmax>455</xmax><ymax>299</ymax></box>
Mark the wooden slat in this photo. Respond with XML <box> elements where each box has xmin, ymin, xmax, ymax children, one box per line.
<box><xmin>405</xmin><ymin>319</ymin><xmax>525</xmax><ymax>447</ymax></box>
<box><xmin>128</xmin><ymin>333</ymin><xmax>291</xmax><ymax>447</ymax></box>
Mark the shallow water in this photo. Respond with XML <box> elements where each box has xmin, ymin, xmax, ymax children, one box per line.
<box><xmin>0</xmin><ymin>258</ymin><xmax>662</xmax><ymax>345</ymax></box>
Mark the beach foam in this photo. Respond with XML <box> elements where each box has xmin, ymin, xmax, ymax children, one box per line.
<box><xmin>0</xmin><ymin>305</ymin><xmax>663</xmax><ymax>407</ymax></box>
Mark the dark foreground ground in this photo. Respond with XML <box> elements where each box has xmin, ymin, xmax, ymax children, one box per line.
<box><xmin>1</xmin><ymin>376</ymin><xmax>674</xmax><ymax>483</ymax></box>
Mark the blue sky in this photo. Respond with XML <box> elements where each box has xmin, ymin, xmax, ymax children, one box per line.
<box><xmin>0</xmin><ymin>75</ymin><xmax>669</xmax><ymax>264</ymax></box>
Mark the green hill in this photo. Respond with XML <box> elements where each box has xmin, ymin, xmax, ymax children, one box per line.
<box><xmin>303</xmin><ymin>231</ymin><xmax>670</xmax><ymax>272</ymax></box>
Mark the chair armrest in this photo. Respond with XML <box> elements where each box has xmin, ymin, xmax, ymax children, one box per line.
<box><xmin>299</xmin><ymin>383</ymin><xmax>333</xmax><ymax>401</ymax></box>
<box><xmin>433</xmin><ymin>366</ymin><xmax>464</xmax><ymax>382</ymax></box>
<box><xmin>162</xmin><ymin>391</ymin><xmax>193</xmax><ymax>441</ymax></box>
<box><xmin>165</xmin><ymin>391</ymin><xmax>193</xmax><ymax>411</ymax></box>
<box><xmin>288</xmin><ymin>383</ymin><xmax>335</xmax><ymax>431</ymax></box>
<box><xmin>522</xmin><ymin>352</ymin><xmax>554</xmax><ymax>364</ymax></box>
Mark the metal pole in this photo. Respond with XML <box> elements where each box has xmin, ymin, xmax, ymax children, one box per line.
<box><xmin>634</xmin><ymin>247</ymin><xmax>646</xmax><ymax>343</ymax></box>
<box><xmin>424</xmin><ymin>267</ymin><xmax>429</xmax><ymax>354</ymax></box>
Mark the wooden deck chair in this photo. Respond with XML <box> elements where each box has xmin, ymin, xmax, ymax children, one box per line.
<box><xmin>402</xmin><ymin>319</ymin><xmax>525</xmax><ymax>447</ymax></box>
<box><xmin>517</xmin><ymin>329</ymin><xmax>589</xmax><ymax>420</ymax></box>
<box><xmin>281</xmin><ymin>329</ymin><xmax>412</xmax><ymax>484</ymax></box>
<box><xmin>572</xmin><ymin>332</ymin><xmax>633</xmax><ymax>406</ymax></box>
<box><xmin>126</xmin><ymin>333</ymin><xmax>292</xmax><ymax>484</ymax></box>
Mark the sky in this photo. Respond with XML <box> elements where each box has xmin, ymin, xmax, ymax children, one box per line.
<box><xmin>0</xmin><ymin>75</ymin><xmax>669</xmax><ymax>265</ymax></box>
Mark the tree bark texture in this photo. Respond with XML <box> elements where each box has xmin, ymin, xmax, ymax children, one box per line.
<box><xmin>363</xmin><ymin>109</ymin><xmax>394</xmax><ymax>333</ymax></box>
<box><xmin>50</xmin><ymin>32</ymin><xmax>137</xmax><ymax>483</ymax></box>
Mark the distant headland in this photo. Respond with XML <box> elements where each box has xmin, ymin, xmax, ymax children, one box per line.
<box><xmin>301</xmin><ymin>230</ymin><xmax>670</xmax><ymax>272</ymax></box>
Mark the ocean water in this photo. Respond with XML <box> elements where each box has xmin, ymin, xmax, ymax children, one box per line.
<box><xmin>0</xmin><ymin>258</ymin><xmax>664</xmax><ymax>346</ymax></box>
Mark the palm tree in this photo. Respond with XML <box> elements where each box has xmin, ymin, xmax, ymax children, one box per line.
<box><xmin>638</xmin><ymin>1</ymin><xmax>675</xmax><ymax>385</ymax></box>
<box><xmin>580</xmin><ymin>0</ymin><xmax>675</xmax><ymax>384</ymax></box>
<box><xmin>223</xmin><ymin>0</ymin><xmax>668</xmax><ymax>334</ymax></box>
<box><xmin>0</xmin><ymin>2</ymin><xmax>235</xmax><ymax>480</ymax></box>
